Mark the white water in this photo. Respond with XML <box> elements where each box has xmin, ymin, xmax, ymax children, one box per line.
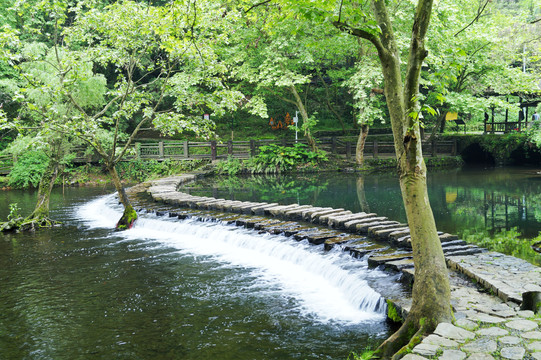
<box><xmin>78</xmin><ymin>194</ymin><xmax>387</xmax><ymax>324</ymax></box>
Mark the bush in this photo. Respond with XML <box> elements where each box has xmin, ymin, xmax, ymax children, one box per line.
<box><xmin>216</xmin><ymin>156</ymin><xmax>243</xmax><ymax>175</ymax></box>
<box><xmin>216</xmin><ymin>143</ymin><xmax>328</xmax><ymax>175</ymax></box>
<box><xmin>8</xmin><ymin>150</ymin><xmax>49</xmax><ymax>189</ymax></box>
<box><xmin>249</xmin><ymin>143</ymin><xmax>328</xmax><ymax>173</ymax></box>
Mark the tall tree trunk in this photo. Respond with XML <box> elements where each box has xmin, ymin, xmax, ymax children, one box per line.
<box><xmin>334</xmin><ymin>0</ymin><xmax>453</xmax><ymax>356</ymax></box>
<box><xmin>356</xmin><ymin>123</ymin><xmax>369</xmax><ymax>165</ymax></box>
<box><xmin>290</xmin><ymin>85</ymin><xmax>317</xmax><ymax>151</ymax></box>
<box><xmin>107</xmin><ymin>164</ymin><xmax>137</xmax><ymax>230</ymax></box>
<box><xmin>372</xmin><ymin>2</ymin><xmax>453</xmax><ymax>355</ymax></box>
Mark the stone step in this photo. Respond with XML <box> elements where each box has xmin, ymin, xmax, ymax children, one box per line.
<box><xmin>263</xmin><ymin>221</ymin><xmax>303</xmax><ymax>235</ymax></box>
<box><xmin>266</xmin><ymin>204</ymin><xmax>302</xmax><ymax>217</ymax></box>
<box><xmin>444</xmin><ymin>246</ymin><xmax>485</xmax><ymax>256</ymax></box>
<box><xmin>441</xmin><ymin>239</ymin><xmax>468</xmax><ymax>248</ymax></box>
<box><xmin>323</xmin><ymin>235</ymin><xmax>367</xmax><ymax>251</ymax></box>
<box><xmin>389</xmin><ymin>229</ymin><xmax>411</xmax><ymax>240</ymax></box>
<box><xmin>343</xmin><ymin>217</ymin><xmax>388</xmax><ymax>231</ymax></box>
<box><xmin>233</xmin><ymin>202</ymin><xmax>263</xmax><ymax>214</ymax></box>
<box><xmin>283</xmin><ymin>225</ymin><xmax>315</xmax><ymax>237</ymax></box>
<box><xmin>327</xmin><ymin>212</ymin><xmax>378</xmax><ymax>229</ymax></box>
<box><xmin>300</xmin><ymin>207</ymin><xmax>333</xmax><ymax>221</ymax></box>
<box><xmin>346</xmin><ymin>244</ymin><xmax>389</xmax><ymax>258</ymax></box>
<box><xmin>372</xmin><ymin>226</ymin><xmax>409</xmax><ymax>240</ymax></box>
<box><xmin>305</xmin><ymin>230</ymin><xmax>345</xmax><ymax>245</ymax></box>
<box><xmin>439</xmin><ymin>233</ymin><xmax>460</xmax><ymax>242</ymax></box>
<box><xmin>367</xmin><ymin>253</ymin><xmax>414</xmax><ymax>268</ymax></box>
<box><xmin>215</xmin><ymin>200</ymin><xmax>244</xmax><ymax>211</ymax></box>
<box><xmin>248</xmin><ymin>203</ymin><xmax>276</xmax><ymax>214</ymax></box>
<box><xmin>235</xmin><ymin>216</ymin><xmax>268</xmax><ymax>228</ymax></box>
<box><xmin>309</xmin><ymin>208</ymin><xmax>346</xmax><ymax>223</ymax></box>
<box><xmin>384</xmin><ymin>258</ymin><xmax>415</xmax><ymax>272</ymax></box>
<box><xmin>357</xmin><ymin>220</ymin><xmax>401</xmax><ymax>234</ymax></box>
<box><xmin>283</xmin><ymin>205</ymin><xmax>314</xmax><ymax>220</ymax></box>
<box><xmin>246</xmin><ymin>203</ymin><xmax>279</xmax><ymax>215</ymax></box>
<box><xmin>318</xmin><ymin>210</ymin><xmax>354</xmax><ymax>225</ymax></box>
<box><xmin>293</xmin><ymin>229</ymin><xmax>324</xmax><ymax>241</ymax></box>
<box><xmin>253</xmin><ymin>219</ymin><xmax>284</xmax><ymax>230</ymax></box>
<box><xmin>401</xmin><ymin>268</ymin><xmax>416</xmax><ymax>284</ymax></box>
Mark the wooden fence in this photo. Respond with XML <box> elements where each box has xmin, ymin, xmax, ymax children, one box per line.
<box><xmin>0</xmin><ymin>137</ymin><xmax>457</xmax><ymax>174</ymax></box>
<box><xmin>135</xmin><ymin>137</ymin><xmax>458</xmax><ymax>161</ymax></box>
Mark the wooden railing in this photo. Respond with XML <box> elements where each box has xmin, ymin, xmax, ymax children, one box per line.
<box><xmin>484</xmin><ymin>121</ymin><xmax>522</xmax><ymax>134</ymax></box>
<box><xmin>0</xmin><ymin>138</ymin><xmax>457</xmax><ymax>174</ymax></box>
<box><xmin>135</xmin><ymin>138</ymin><xmax>458</xmax><ymax>161</ymax></box>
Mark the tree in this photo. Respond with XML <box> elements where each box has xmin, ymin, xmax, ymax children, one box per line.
<box><xmin>344</xmin><ymin>61</ymin><xmax>385</xmax><ymax>165</ymax></box>
<box><xmin>3</xmin><ymin>0</ymin><xmax>265</xmax><ymax>229</ymax></box>
<box><xmin>228</xmin><ymin>2</ymin><xmax>357</xmax><ymax>150</ymax></box>
<box><xmin>330</xmin><ymin>0</ymin><xmax>454</xmax><ymax>356</ymax></box>
<box><xmin>422</xmin><ymin>0</ymin><xmax>540</xmax><ymax>137</ymax></box>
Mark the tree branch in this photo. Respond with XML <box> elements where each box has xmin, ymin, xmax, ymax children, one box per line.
<box><xmin>403</xmin><ymin>0</ymin><xmax>434</xmax><ymax>120</ymax></box>
<box><xmin>332</xmin><ymin>20</ymin><xmax>385</xmax><ymax>56</ymax></box>
<box><xmin>245</xmin><ymin>0</ymin><xmax>272</xmax><ymax>14</ymax></box>
<box><xmin>454</xmin><ymin>0</ymin><xmax>490</xmax><ymax>37</ymax></box>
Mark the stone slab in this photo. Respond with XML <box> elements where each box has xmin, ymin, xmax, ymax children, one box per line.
<box><xmin>500</xmin><ymin>347</ymin><xmax>525</xmax><ymax>360</ymax></box>
<box><xmin>434</xmin><ymin>323</ymin><xmax>475</xmax><ymax>342</ymax></box>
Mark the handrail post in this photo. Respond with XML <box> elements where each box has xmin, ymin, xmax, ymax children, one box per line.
<box><xmin>227</xmin><ymin>140</ymin><xmax>233</xmax><ymax>156</ymax></box>
<box><xmin>373</xmin><ymin>140</ymin><xmax>378</xmax><ymax>159</ymax></box>
<box><xmin>331</xmin><ymin>137</ymin><xmax>336</xmax><ymax>154</ymax></box>
<box><xmin>346</xmin><ymin>142</ymin><xmax>351</xmax><ymax>160</ymax></box>
<box><xmin>431</xmin><ymin>139</ymin><xmax>436</xmax><ymax>157</ymax></box>
<box><xmin>183</xmin><ymin>141</ymin><xmax>189</xmax><ymax>159</ymax></box>
<box><xmin>211</xmin><ymin>140</ymin><xmax>217</xmax><ymax>161</ymax></box>
<box><xmin>158</xmin><ymin>141</ymin><xmax>164</xmax><ymax>159</ymax></box>
<box><xmin>135</xmin><ymin>142</ymin><xmax>140</xmax><ymax>160</ymax></box>
<box><xmin>452</xmin><ymin>139</ymin><xmax>457</xmax><ymax>156</ymax></box>
<box><xmin>250</xmin><ymin>140</ymin><xmax>256</xmax><ymax>157</ymax></box>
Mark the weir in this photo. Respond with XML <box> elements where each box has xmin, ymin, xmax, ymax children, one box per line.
<box><xmin>127</xmin><ymin>173</ymin><xmax>541</xmax><ymax>320</ymax></box>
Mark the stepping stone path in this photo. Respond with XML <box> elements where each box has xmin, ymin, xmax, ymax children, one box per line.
<box><xmin>127</xmin><ymin>174</ymin><xmax>541</xmax><ymax>360</ymax></box>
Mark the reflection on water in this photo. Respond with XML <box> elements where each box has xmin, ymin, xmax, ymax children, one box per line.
<box><xmin>187</xmin><ymin>167</ymin><xmax>541</xmax><ymax>265</ymax></box>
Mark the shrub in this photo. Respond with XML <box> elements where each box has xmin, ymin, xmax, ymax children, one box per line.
<box><xmin>249</xmin><ymin>143</ymin><xmax>328</xmax><ymax>173</ymax></box>
<box><xmin>8</xmin><ymin>150</ymin><xmax>49</xmax><ymax>189</ymax></box>
<box><xmin>216</xmin><ymin>156</ymin><xmax>243</xmax><ymax>175</ymax></box>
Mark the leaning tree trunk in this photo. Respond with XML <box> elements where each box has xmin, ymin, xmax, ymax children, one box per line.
<box><xmin>356</xmin><ymin>123</ymin><xmax>369</xmax><ymax>165</ymax></box>
<box><xmin>27</xmin><ymin>157</ymin><xmax>60</xmax><ymax>222</ymax></box>
<box><xmin>429</xmin><ymin>111</ymin><xmax>447</xmax><ymax>141</ymax></box>
<box><xmin>107</xmin><ymin>164</ymin><xmax>137</xmax><ymax>230</ymax></box>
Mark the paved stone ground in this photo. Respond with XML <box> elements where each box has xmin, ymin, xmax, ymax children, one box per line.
<box><xmin>131</xmin><ymin>175</ymin><xmax>541</xmax><ymax>360</ymax></box>
<box><xmin>404</xmin><ymin>287</ymin><xmax>541</xmax><ymax>360</ymax></box>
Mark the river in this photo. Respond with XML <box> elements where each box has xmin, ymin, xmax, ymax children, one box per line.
<box><xmin>0</xmin><ymin>187</ymin><xmax>397</xmax><ymax>360</ymax></box>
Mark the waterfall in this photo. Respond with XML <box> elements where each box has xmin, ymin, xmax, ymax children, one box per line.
<box><xmin>78</xmin><ymin>195</ymin><xmax>388</xmax><ymax>324</ymax></box>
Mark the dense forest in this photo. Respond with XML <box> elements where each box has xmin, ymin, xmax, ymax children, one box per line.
<box><xmin>1</xmin><ymin>0</ymin><xmax>540</xmax><ymax>141</ymax></box>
